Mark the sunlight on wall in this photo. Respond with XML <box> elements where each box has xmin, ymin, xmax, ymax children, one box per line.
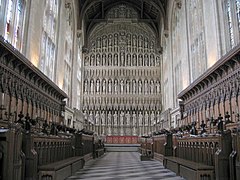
<box><xmin>182</xmin><ymin>78</ymin><xmax>188</xmax><ymax>90</ymax></box>
<box><xmin>58</xmin><ymin>78</ymin><xmax>64</xmax><ymax>90</ymax></box>
<box><xmin>30</xmin><ymin>52</ymin><xmax>39</xmax><ymax>67</ymax></box>
<box><xmin>208</xmin><ymin>51</ymin><xmax>217</xmax><ymax>68</ymax></box>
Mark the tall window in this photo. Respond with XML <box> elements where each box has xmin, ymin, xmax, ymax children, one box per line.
<box><xmin>40</xmin><ymin>0</ymin><xmax>58</xmax><ymax>81</ymax></box>
<box><xmin>63</xmin><ymin>42</ymin><xmax>72</xmax><ymax>96</ymax></box>
<box><xmin>188</xmin><ymin>0</ymin><xmax>206</xmax><ymax>81</ymax></box>
<box><xmin>4</xmin><ymin>0</ymin><xmax>25</xmax><ymax>50</ymax></box>
<box><xmin>236</xmin><ymin>0</ymin><xmax>240</xmax><ymax>31</ymax></box>
<box><xmin>226</xmin><ymin>0</ymin><xmax>235</xmax><ymax>47</ymax></box>
<box><xmin>225</xmin><ymin>0</ymin><xmax>240</xmax><ymax>49</ymax></box>
<box><xmin>63</xmin><ymin>2</ymin><xmax>74</xmax><ymax>106</ymax></box>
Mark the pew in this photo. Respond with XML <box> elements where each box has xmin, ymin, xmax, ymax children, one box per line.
<box><xmin>229</xmin><ymin>133</ymin><xmax>240</xmax><ymax>180</ymax></box>
<box><xmin>23</xmin><ymin>133</ymin><xmax>94</xmax><ymax>180</ymax></box>
<box><xmin>93</xmin><ymin>139</ymin><xmax>105</xmax><ymax>158</ymax></box>
<box><xmin>163</xmin><ymin>131</ymin><xmax>232</xmax><ymax>180</ymax></box>
<box><xmin>153</xmin><ymin>134</ymin><xmax>172</xmax><ymax>161</ymax></box>
<box><xmin>138</xmin><ymin>137</ymin><xmax>153</xmax><ymax>160</ymax></box>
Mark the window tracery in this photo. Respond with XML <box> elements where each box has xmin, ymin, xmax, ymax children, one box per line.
<box><xmin>40</xmin><ymin>0</ymin><xmax>59</xmax><ymax>81</ymax></box>
<box><xmin>4</xmin><ymin>0</ymin><xmax>25</xmax><ymax>50</ymax></box>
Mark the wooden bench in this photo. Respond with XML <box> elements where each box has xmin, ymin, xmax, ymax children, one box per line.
<box><xmin>38</xmin><ymin>156</ymin><xmax>84</xmax><ymax>180</ymax></box>
<box><xmin>164</xmin><ymin>156</ymin><xmax>214</xmax><ymax>180</ymax></box>
<box><xmin>95</xmin><ymin>148</ymin><xmax>104</xmax><ymax>158</ymax></box>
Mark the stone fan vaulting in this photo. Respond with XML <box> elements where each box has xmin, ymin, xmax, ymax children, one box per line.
<box><xmin>79</xmin><ymin>0</ymin><xmax>167</xmax><ymax>137</ymax></box>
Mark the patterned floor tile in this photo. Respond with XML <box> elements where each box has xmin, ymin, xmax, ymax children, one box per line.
<box><xmin>66</xmin><ymin>152</ymin><xmax>185</xmax><ymax>180</ymax></box>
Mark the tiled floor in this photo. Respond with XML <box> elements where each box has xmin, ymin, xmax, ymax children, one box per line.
<box><xmin>67</xmin><ymin>152</ymin><xmax>185</xmax><ymax>180</ymax></box>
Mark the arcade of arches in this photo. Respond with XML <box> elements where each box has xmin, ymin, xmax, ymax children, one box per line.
<box><xmin>0</xmin><ymin>0</ymin><xmax>240</xmax><ymax>180</ymax></box>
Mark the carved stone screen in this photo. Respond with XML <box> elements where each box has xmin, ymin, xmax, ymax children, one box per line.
<box><xmin>82</xmin><ymin>4</ymin><xmax>161</xmax><ymax>136</ymax></box>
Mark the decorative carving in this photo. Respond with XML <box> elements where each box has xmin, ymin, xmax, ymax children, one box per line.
<box><xmin>82</xmin><ymin>5</ymin><xmax>161</xmax><ymax>136</ymax></box>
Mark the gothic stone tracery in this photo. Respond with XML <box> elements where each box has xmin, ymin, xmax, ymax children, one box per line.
<box><xmin>82</xmin><ymin>5</ymin><xmax>162</xmax><ymax>136</ymax></box>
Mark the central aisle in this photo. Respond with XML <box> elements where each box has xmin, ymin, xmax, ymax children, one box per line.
<box><xmin>67</xmin><ymin>152</ymin><xmax>184</xmax><ymax>180</ymax></box>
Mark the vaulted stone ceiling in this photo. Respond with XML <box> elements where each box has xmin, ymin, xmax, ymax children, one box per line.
<box><xmin>78</xmin><ymin>0</ymin><xmax>168</xmax><ymax>48</ymax></box>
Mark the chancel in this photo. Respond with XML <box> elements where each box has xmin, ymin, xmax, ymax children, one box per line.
<box><xmin>0</xmin><ymin>0</ymin><xmax>240</xmax><ymax>180</ymax></box>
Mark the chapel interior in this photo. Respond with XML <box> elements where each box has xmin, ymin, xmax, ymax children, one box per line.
<box><xmin>0</xmin><ymin>0</ymin><xmax>240</xmax><ymax>180</ymax></box>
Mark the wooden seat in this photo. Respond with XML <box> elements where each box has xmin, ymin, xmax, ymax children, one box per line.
<box><xmin>95</xmin><ymin>148</ymin><xmax>104</xmax><ymax>158</ymax></box>
<box><xmin>38</xmin><ymin>156</ymin><xmax>84</xmax><ymax>180</ymax></box>
<box><xmin>164</xmin><ymin>156</ymin><xmax>214</xmax><ymax>180</ymax></box>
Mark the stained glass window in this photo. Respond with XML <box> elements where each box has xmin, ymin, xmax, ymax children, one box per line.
<box><xmin>4</xmin><ymin>0</ymin><xmax>25</xmax><ymax>50</ymax></box>
<box><xmin>5</xmin><ymin>0</ymin><xmax>13</xmax><ymax>39</ymax></box>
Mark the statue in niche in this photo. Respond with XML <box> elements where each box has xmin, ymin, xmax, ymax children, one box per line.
<box><xmin>156</xmin><ymin>81</ymin><xmax>160</xmax><ymax>93</ymax></box>
<box><xmin>84</xmin><ymin>56</ymin><xmax>89</xmax><ymax>66</ymax></box>
<box><xmin>150</xmin><ymin>111</ymin><xmax>155</xmax><ymax>125</ymax></box>
<box><xmin>133</xmin><ymin>80</ymin><xmax>136</xmax><ymax>94</ymax></box>
<box><xmin>120</xmin><ymin>80</ymin><xmax>124</xmax><ymax>94</ymax></box>
<box><xmin>102</xmin><ymin>80</ymin><xmax>106</xmax><ymax>94</ymax></box>
<box><xmin>133</xmin><ymin>35</ymin><xmax>137</xmax><ymax>47</ymax></box>
<box><xmin>96</xmin><ymin>79</ymin><xmax>100</xmax><ymax>93</ymax></box>
<box><xmin>139</xmin><ymin>111</ymin><xmax>143</xmax><ymax>126</ymax></box>
<box><xmin>108</xmin><ymin>35</ymin><xmax>113</xmax><ymax>46</ymax></box>
<box><xmin>90</xmin><ymin>54</ymin><xmax>95</xmax><ymax>66</ymax></box>
<box><xmin>138</xmin><ymin>54</ymin><xmax>143</xmax><ymax>66</ymax></box>
<box><xmin>114</xmin><ymin>34</ymin><xmax>118</xmax><ymax>46</ymax></box>
<box><xmin>114</xmin><ymin>54</ymin><xmax>118</xmax><ymax>66</ymax></box>
<box><xmin>95</xmin><ymin>111</ymin><xmax>100</xmax><ymax>125</ymax></box>
<box><xmin>156</xmin><ymin>56</ymin><xmax>160</xmax><ymax>66</ymax></box>
<box><xmin>144</xmin><ymin>38</ymin><xmax>148</xmax><ymax>49</ymax></box>
<box><xmin>126</xmin><ymin>80</ymin><xmax>130</xmax><ymax>93</ymax></box>
<box><xmin>102</xmin><ymin>54</ymin><xmax>106</xmax><ymax>66</ymax></box>
<box><xmin>84</xmin><ymin>80</ymin><xmax>88</xmax><ymax>94</ymax></box>
<box><xmin>127</xmin><ymin>54</ymin><xmax>131</xmax><ymax>66</ymax></box>
<box><xmin>107</xmin><ymin>112</ymin><xmax>112</xmax><ymax>125</ymax></box>
<box><xmin>156</xmin><ymin>111</ymin><xmax>160</xmax><ymax>123</ymax></box>
<box><xmin>108</xmin><ymin>80</ymin><xmax>112</xmax><ymax>94</ymax></box>
<box><xmin>144</xmin><ymin>54</ymin><xmax>149</xmax><ymax>66</ymax></box>
<box><xmin>120</xmin><ymin>53</ymin><xmax>125</xmax><ymax>66</ymax></box>
<box><xmin>126</xmin><ymin>111</ymin><xmax>130</xmax><ymax>125</ymax></box>
<box><xmin>101</xmin><ymin>111</ymin><xmax>105</xmax><ymax>125</ymax></box>
<box><xmin>138</xmin><ymin>80</ymin><xmax>142</xmax><ymax>94</ymax></box>
<box><xmin>108</xmin><ymin>54</ymin><xmax>112</xmax><ymax>66</ymax></box>
<box><xmin>132</xmin><ymin>111</ymin><xmax>136</xmax><ymax>125</ymax></box>
<box><xmin>89</xmin><ymin>111</ymin><xmax>93</xmax><ymax>123</ymax></box>
<box><xmin>113</xmin><ymin>111</ymin><xmax>118</xmax><ymax>125</ymax></box>
<box><xmin>90</xmin><ymin>80</ymin><xmax>94</xmax><ymax>94</ymax></box>
<box><xmin>150</xmin><ymin>54</ymin><xmax>155</xmax><ymax>66</ymax></box>
<box><xmin>120</xmin><ymin>111</ymin><xmax>124</xmax><ymax>125</ymax></box>
<box><xmin>97</xmin><ymin>38</ymin><xmax>101</xmax><ymax>49</ymax></box>
<box><xmin>144</xmin><ymin>80</ymin><xmax>148</xmax><ymax>94</ymax></box>
<box><xmin>103</xmin><ymin>36</ymin><xmax>107</xmax><ymax>48</ymax></box>
<box><xmin>144</xmin><ymin>111</ymin><xmax>149</xmax><ymax>126</ymax></box>
<box><xmin>132</xmin><ymin>54</ymin><xmax>137</xmax><ymax>66</ymax></box>
<box><xmin>96</xmin><ymin>54</ymin><xmax>101</xmax><ymax>66</ymax></box>
<box><xmin>150</xmin><ymin>80</ymin><xmax>154</xmax><ymax>94</ymax></box>
<box><xmin>114</xmin><ymin>80</ymin><xmax>118</xmax><ymax>94</ymax></box>
<box><xmin>83</xmin><ymin>110</ymin><xmax>88</xmax><ymax>121</ymax></box>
